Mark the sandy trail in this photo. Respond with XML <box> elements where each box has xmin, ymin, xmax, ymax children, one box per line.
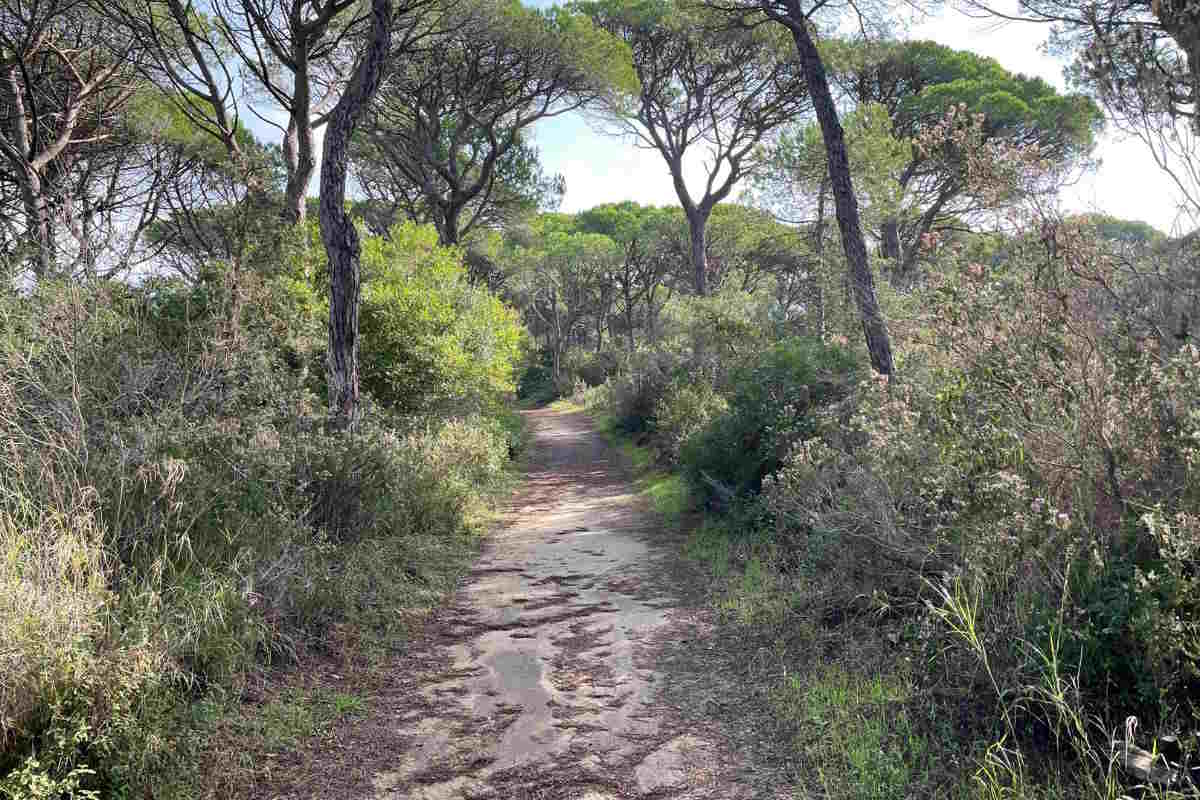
<box><xmin>368</xmin><ymin>407</ymin><xmax>752</xmax><ymax>800</ymax></box>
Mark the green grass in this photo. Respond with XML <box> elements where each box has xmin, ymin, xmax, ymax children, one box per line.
<box><xmin>554</xmin><ymin>400</ymin><xmax>694</xmax><ymax>529</ymax></box>
<box><xmin>641</xmin><ymin>472</ymin><xmax>688</xmax><ymax>520</ymax></box>
<box><xmin>769</xmin><ymin>665</ymin><xmax>937</xmax><ymax>800</ymax></box>
<box><xmin>601</xmin><ymin>418</ymin><xmax>693</xmax><ymax>528</ymax></box>
<box><xmin>679</xmin><ymin>508</ymin><xmax>980</xmax><ymax>799</ymax></box>
<box><xmin>547</xmin><ymin>397</ymin><xmax>583</xmax><ymax>412</ymax></box>
<box><xmin>231</xmin><ymin>688</ymin><xmax>367</xmax><ymax>753</ymax></box>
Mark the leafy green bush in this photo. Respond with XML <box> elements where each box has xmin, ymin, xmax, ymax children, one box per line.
<box><xmin>604</xmin><ymin>349</ymin><xmax>683</xmax><ymax>433</ymax></box>
<box><xmin>358</xmin><ymin>223</ymin><xmax>525</xmax><ymax>415</ymax></box>
<box><xmin>681</xmin><ymin>338</ymin><xmax>858</xmax><ymax>500</ymax></box>
<box><xmin>561</xmin><ymin>348</ymin><xmax>619</xmax><ymax>388</ymax></box>
<box><xmin>651</xmin><ymin>380</ymin><xmax>728</xmax><ymax>465</ymax></box>
<box><xmin>764</xmin><ymin>231</ymin><xmax>1200</xmax><ymax>769</ymax></box>
<box><xmin>516</xmin><ymin>348</ymin><xmax>558</xmax><ymax>405</ymax></box>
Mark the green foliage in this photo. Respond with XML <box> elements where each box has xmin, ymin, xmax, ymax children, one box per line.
<box><xmin>601</xmin><ymin>348</ymin><xmax>683</xmax><ymax>433</ymax></box>
<box><xmin>359</xmin><ymin>223</ymin><xmax>525</xmax><ymax>415</ymax></box>
<box><xmin>652</xmin><ymin>380</ymin><xmax>729</xmax><ymax>465</ymax></box>
<box><xmin>770</xmin><ymin>666</ymin><xmax>935</xmax><ymax>800</ymax></box>
<box><xmin>0</xmin><ymin>272</ymin><xmax>517</xmax><ymax>794</ymax></box>
<box><xmin>825</xmin><ymin>39</ymin><xmax>1103</xmax><ymax>153</ymax></box>
<box><xmin>680</xmin><ymin>338</ymin><xmax>859</xmax><ymax>499</ymax></box>
<box><xmin>516</xmin><ymin>348</ymin><xmax>559</xmax><ymax>404</ymax></box>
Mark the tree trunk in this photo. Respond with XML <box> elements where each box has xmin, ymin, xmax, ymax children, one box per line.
<box><xmin>282</xmin><ymin>39</ymin><xmax>317</xmax><ymax>224</ymax></box>
<box><xmin>881</xmin><ymin>218</ymin><xmax>900</xmax><ymax>260</ymax></box>
<box><xmin>439</xmin><ymin>206</ymin><xmax>461</xmax><ymax>245</ymax></box>
<box><xmin>624</xmin><ymin>278</ymin><xmax>636</xmax><ymax>354</ymax></box>
<box><xmin>283</xmin><ymin>115</ymin><xmax>316</xmax><ymax>224</ymax></box>
<box><xmin>812</xmin><ymin>174</ymin><xmax>829</xmax><ymax>338</ymax></box>
<box><xmin>898</xmin><ymin>185</ymin><xmax>952</xmax><ymax>283</ymax></box>
<box><xmin>782</xmin><ymin>9</ymin><xmax>894</xmax><ymax>376</ymax></box>
<box><xmin>20</xmin><ymin>166</ymin><xmax>54</xmax><ymax>278</ymax></box>
<box><xmin>319</xmin><ymin>0</ymin><xmax>393</xmax><ymax>426</ymax></box>
<box><xmin>687</xmin><ymin>209</ymin><xmax>710</xmax><ymax>296</ymax></box>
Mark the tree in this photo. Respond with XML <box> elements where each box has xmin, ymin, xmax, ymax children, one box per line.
<box><xmin>573</xmin><ymin>202</ymin><xmax>679</xmax><ymax>349</ymax></box>
<box><xmin>833</xmin><ymin>40</ymin><xmax>1101</xmax><ymax>278</ymax></box>
<box><xmin>754</xmin><ymin>40</ymin><xmax>1103</xmax><ymax>281</ymax></box>
<box><xmin>320</xmin><ymin>0</ymin><xmax>393</xmax><ymax>426</ymax></box>
<box><xmin>106</xmin><ymin>0</ymin><xmax>249</xmax><ymax>162</ymax></box>
<box><xmin>963</xmin><ymin>0</ymin><xmax>1200</xmax><ymax>219</ymax></box>
<box><xmin>142</xmin><ymin>121</ymin><xmax>286</xmax><ymax>281</ymax></box>
<box><xmin>576</xmin><ymin>0</ymin><xmax>810</xmax><ymax>295</ymax></box>
<box><xmin>506</xmin><ymin>215</ymin><xmax>621</xmax><ymax>382</ymax></box>
<box><xmin>755</xmin><ymin>0</ymin><xmax>895</xmax><ymax>375</ymax></box>
<box><xmin>109</xmin><ymin>0</ymin><xmax>415</xmax><ymax>225</ymax></box>
<box><xmin>354</xmin><ymin>0</ymin><xmax>632</xmax><ymax>246</ymax></box>
<box><xmin>214</xmin><ymin>0</ymin><xmax>365</xmax><ymax>223</ymax></box>
<box><xmin>351</xmin><ymin>127</ymin><xmax>565</xmax><ymax>243</ymax></box>
<box><xmin>0</xmin><ymin>0</ymin><xmax>142</xmax><ymax>276</ymax></box>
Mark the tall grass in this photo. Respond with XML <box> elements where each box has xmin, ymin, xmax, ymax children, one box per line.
<box><xmin>0</xmin><ymin>277</ymin><xmax>518</xmax><ymax>795</ymax></box>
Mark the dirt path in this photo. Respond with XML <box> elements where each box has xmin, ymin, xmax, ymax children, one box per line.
<box><xmin>361</xmin><ymin>407</ymin><xmax>757</xmax><ymax>799</ymax></box>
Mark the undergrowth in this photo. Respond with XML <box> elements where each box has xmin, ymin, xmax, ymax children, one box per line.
<box><xmin>0</xmin><ymin>235</ymin><xmax>524</xmax><ymax>798</ymax></box>
<box><xmin>584</xmin><ymin>224</ymin><xmax>1200</xmax><ymax>797</ymax></box>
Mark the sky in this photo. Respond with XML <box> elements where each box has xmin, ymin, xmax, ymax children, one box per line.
<box><xmin>258</xmin><ymin>1</ymin><xmax>1190</xmax><ymax>234</ymax></box>
<box><xmin>528</xmin><ymin>3</ymin><xmax>1191</xmax><ymax>234</ymax></box>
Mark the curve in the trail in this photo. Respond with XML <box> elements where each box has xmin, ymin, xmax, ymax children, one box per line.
<box><xmin>369</xmin><ymin>408</ymin><xmax>749</xmax><ymax>800</ymax></box>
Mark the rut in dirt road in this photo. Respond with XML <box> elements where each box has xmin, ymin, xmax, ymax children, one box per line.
<box><xmin>371</xmin><ymin>408</ymin><xmax>753</xmax><ymax>800</ymax></box>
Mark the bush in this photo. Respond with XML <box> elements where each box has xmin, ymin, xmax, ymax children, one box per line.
<box><xmin>762</xmin><ymin>232</ymin><xmax>1200</xmax><ymax>765</ymax></box>
<box><xmin>604</xmin><ymin>349</ymin><xmax>683</xmax><ymax>433</ymax></box>
<box><xmin>681</xmin><ymin>338</ymin><xmax>858</xmax><ymax>501</ymax></box>
<box><xmin>561</xmin><ymin>348</ymin><xmax>619</xmax><ymax>388</ymax></box>
<box><xmin>358</xmin><ymin>223</ymin><xmax>525</xmax><ymax>415</ymax></box>
<box><xmin>651</xmin><ymin>380</ymin><xmax>728</xmax><ymax>465</ymax></box>
<box><xmin>0</xmin><ymin>277</ymin><xmax>517</xmax><ymax>795</ymax></box>
<box><xmin>516</xmin><ymin>348</ymin><xmax>557</xmax><ymax>405</ymax></box>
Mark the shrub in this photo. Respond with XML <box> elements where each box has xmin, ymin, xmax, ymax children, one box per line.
<box><xmin>763</xmin><ymin>229</ymin><xmax>1200</xmax><ymax>771</ymax></box>
<box><xmin>358</xmin><ymin>223</ymin><xmax>525</xmax><ymax>415</ymax></box>
<box><xmin>651</xmin><ymin>380</ymin><xmax>728</xmax><ymax>465</ymax></box>
<box><xmin>681</xmin><ymin>338</ymin><xmax>858</xmax><ymax>501</ymax></box>
<box><xmin>0</xmin><ymin>276</ymin><xmax>517</xmax><ymax>794</ymax></box>
<box><xmin>516</xmin><ymin>348</ymin><xmax>558</xmax><ymax>405</ymax></box>
<box><xmin>604</xmin><ymin>348</ymin><xmax>683</xmax><ymax>433</ymax></box>
<box><xmin>561</xmin><ymin>348</ymin><xmax>619</xmax><ymax>388</ymax></box>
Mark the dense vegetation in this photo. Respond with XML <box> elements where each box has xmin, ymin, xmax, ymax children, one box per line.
<box><xmin>3</xmin><ymin>0</ymin><xmax>1200</xmax><ymax>793</ymax></box>
<box><xmin>0</xmin><ymin>223</ymin><xmax>526</xmax><ymax>795</ymax></box>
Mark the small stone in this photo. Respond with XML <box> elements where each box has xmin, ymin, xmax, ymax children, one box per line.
<box><xmin>1118</xmin><ymin>740</ymin><xmax>1176</xmax><ymax>785</ymax></box>
<box><xmin>634</xmin><ymin>734</ymin><xmax>716</xmax><ymax>794</ymax></box>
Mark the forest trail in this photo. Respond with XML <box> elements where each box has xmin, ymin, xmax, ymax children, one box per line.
<box><xmin>363</xmin><ymin>407</ymin><xmax>759</xmax><ymax>799</ymax></box>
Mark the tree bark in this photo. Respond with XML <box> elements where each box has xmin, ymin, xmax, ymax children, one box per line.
<box><xmin>812</xmin><ymin>173</ymin><xmax>829</xmax><ymax>337</ymax></box>
<box><xmin>880</xmin><ymin>218</ymin><xmax>901</xmax><ymax>260</ymax></box>
<box><xmin>283</xmin><ymin>112</ymin><xmax>317</xmax><ymax>224</ymax></box>
<box><xmin>320</xmin><ymin>0</ymin><xmax>393</xmax><ymax>426</ymax></box>
<box><xmin>439</xmin><ymin>206</ymin><xmax>462</xmax><ymax>245</ymax></box>
<box><xmin>282</xmin><ymin>47</ymin><xmax>315</xmax><ymax>225</ymax></box>
<box><xmin>780</xmin><ymin>8</ymin><xmax>894</xmax><ymax>376</ymax></box>
<box><xmin>686</xmin><ymin>208</ymin><xmax>710</xmax><ymax>296</ymax></box>
<box><xmin>19</xmin><ymin>165</ymin><xmax>54</xmax><ymax>277</ymax></box>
